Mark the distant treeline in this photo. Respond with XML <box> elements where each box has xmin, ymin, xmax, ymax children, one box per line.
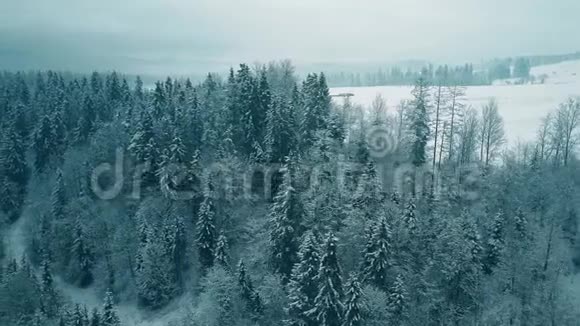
<box><xmin>326</xmin><ymin>51</ymin><xmax>580</xmax><ymax>87</ymax></box>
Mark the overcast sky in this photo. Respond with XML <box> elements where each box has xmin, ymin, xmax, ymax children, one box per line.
<box><xmin>1</xmin><ymin>0</ymin><xmax>579</xmax><ymax>75</ymax></box>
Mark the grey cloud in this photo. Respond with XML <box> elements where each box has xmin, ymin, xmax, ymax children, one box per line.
<box><xmin>1</xmin><ymin>0</ymin><xmax>579</xmax><ymax>75</ymax></box>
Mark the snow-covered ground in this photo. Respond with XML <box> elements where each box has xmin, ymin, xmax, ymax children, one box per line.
<box><xmin>331</xmin><ymin>60</ymin><xmax>580</xmax><ymax>143</ymax></box>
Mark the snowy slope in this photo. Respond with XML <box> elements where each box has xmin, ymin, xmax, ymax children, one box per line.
<box><xmin>331</xmin><ymin>60</ymin><xmax>580</xmax><ymax>143</ymax></box>
<box><xmin>532</xmin><ymin>60</ymin><xmax>580</xmax><ymax>85</ymax></box>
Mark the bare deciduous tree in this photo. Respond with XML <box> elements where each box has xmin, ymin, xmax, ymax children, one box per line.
<box><xmin>446</xmin><ymin>85</ymin><xmax>466</xmax><ymax>163</ymax></box>
<box><xmin>536</xmin><ymin>113</ymin><xmax>552</xmax><ymax>162</ymax></box>
<box><xmin>431</xmin><ymin>82</ymin><xmax>448</xmax><ymax>172</ymax></box>
<box><xmin>457</xmin><ymin>107</ymin><xmax>479</xmax><ymax>165</ymax></box>
<box><xmin>480</xmin><ymin>99</ymin><xmax>505</xmax><ymax>167</ymax></box>
<box><xmin>554</xmin><ymin>98</ymin><xmax>580</xmax><ymax>166</ymax></box>
<box><xmin>370</xmin><ymin>94</ymin><xmax>388</xmax><ymax>125</ymax></box>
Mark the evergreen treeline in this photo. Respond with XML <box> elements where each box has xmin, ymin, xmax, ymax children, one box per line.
<box><xmin>0</xmin><ymin>63</ymin><xmax>579</xmax><ymax>325</ymax></box>
<box><xmin>324</xmin><ymin>53</ymin><xmax>577</xmax><ymax>87</ymax></box>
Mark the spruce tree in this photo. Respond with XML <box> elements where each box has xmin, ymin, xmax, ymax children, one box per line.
<box><xmin>0</xmin><ymin>122</ymin><xmax>28</xmax><ymax>222</ymax></box>
<box><xmin>514</xmin><ymin>207</ymin><xmax>527</xmax><ymax>239</ymax></box>
<box><xmin>102</xmin><ymin>290</ymin><xmax>121</xmax><ymax>326</ymax></box>
<box><xmin>51</xmin><ymin>169</ymin><xmax>66</xmax><ymax>220</ymax></box>
<box><xmin>309</xmin><ymin>232</ymin><xmax>344</xmax><ymax>326</ymax></box>
<box><xmin>300</xmin><ymin>73</ymin><xmax>329</xmax><ymax>149</ymax></box>
<box><xmin>483</xmin><ymin>211</ymin><xmax>504</xmax><ymax>274</ymax></box>
<box><xmin>214</xmin><ymin>232</ymin><xmax>230</xmax><ymax>269</ymax></box>
<box><xmin>136</xmin><ymin>225</ymin><xmax>176</xmax><ymax>309</ymax></box>
<box><xmin>238</xmin><ymin>260</ymin><xmax>264</xmax><ymax>321</ymax></box>
<box><xmin>32</xmin><ymin>113</ymin><xmax>53</xmax><ymax>172</ymax></box>
<box><xmin>90</xmin><ymin>308</ymin><xmax>101</xmax><ymax>326</ymax></box>
<box><xmin>196</xmin><ymin>195</ymin><xmax>217</xmax><ymax>271</ymax></box>
<box><xmin>269</xmin><ymin>166</ymin><xmax>302</xmax><ymax>283</ymax></box>
<box><xmin>361</xmin><ymin>223</ymin><xmax>376</xmax><ymax>276</ymax></box>
<box><xmin>151</xmin><ymin>81</ymin><xmax>165</xmax><ymax>118</ymax></box>
<box><xmin>388</xmin><ymin>274</ymin><xmax>408</xmax><ymax>325</ymax></box>
<box><xmin>50</xmin><ymin>105</ymin><xmax>67</xmax><ymax>162</ymax></box>
<box><xmin>250</xmin><ymin>68</ymin><xmax>271</xmax><ymax>155</ymax></box>
<box><xmin>402</xmin><ymin>198</ymin><xmax>417</xmax><ymax>231</ymax></box>
<box><xmin>73</xmin><ymin>96</ymin><xmax>96</xmax><ymax>144</ymax></box>
<box><xmin>362</xmin><ymin>218</ymin><xmax>391</xmax><ymax>291</ymax></box>
<box><xmin>410</xmin><ymin>73</ymin><xmax>431</xmax><ymax>167</ymax></box>
<box><xmin>343</xmin><ymin>274</ymin><xmax>364</xmax><ymax>326</ymax></box>
<box><xmin>233</xmin><ymin>64</ymin><xmax>257</xmax><ymax>154</ymax></box>
<box><xmin>158</xmin><ymin>130</ymin><xmax>187</xmax><ymax>197</ymax></box>
<box><xmin>129</xmin><ymin>112</ymin><xmax>158</xmax><ymax>187</ymax></box>
<box><xmin>128</xmin><ymin>112</ymin><xmax>155</xmax><ymax>165</ymax></box>
<box><xmin>70</xmin><ymin>304</ymin><xmax>87</xmax><ymax>326</ymax></box>
<box><xmin>134</xmin><ymin>76</ymin><xmax>144</xmax><ymax>101</ymax></box>
<box><xmin>163</xmin><ymin>215</ymin><xmax>186</xmax><ymax>289</ymax></box>
<box><xmin>265</xmin><ymin>96</ymin><xmax>298</xmax><ymax>162</ymax></box>
<box><xmin>287</xmin><ymin>232</ymin><xmax>320</xmax><ymax>326</ymax></box>
<box><xmin>462</xmin><ymin>212</ymin><xmax>483</xmax><ymax>268</ymax></box>
<box><xmin>71</xmin><ymin>217</ymin><xmax>94</xmax><ymax>287</ymax></box>
<box><xmin>40</xmin><ymin>255</ymin><xmax>59</xmax><ymax>318</ymax></box>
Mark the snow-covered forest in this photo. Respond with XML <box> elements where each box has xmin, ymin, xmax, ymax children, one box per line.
<box><xmin>1</xmin><ymin>60</ymin><xmax>580</xmax><ymax>326</ymax></box>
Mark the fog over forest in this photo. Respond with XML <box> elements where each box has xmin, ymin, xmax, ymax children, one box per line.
<box><xmin>1</xmin><ymin>1</ymin><xmax>580</xmax><ymax>326</ymax></box>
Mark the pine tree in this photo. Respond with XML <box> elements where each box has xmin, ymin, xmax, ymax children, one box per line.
<box><xmin>196</xmin><ymin>195</ymin><xmax>217</xmax><ymax>271</ymax></box>
<box><xmin>287</xmin><ymin>232</ymin><xmax>320</xmax><ymax>326</ymax></box>
<box><xmin>309</xmin><ymin>232</ymin><xmax>344</xmax><ymax>326</ymax></box>
<box><xmin>342</xmin><ymin>274</ymin><xmax>364</xmax><ymax>326</ymax></box>
<box><xmin>269</xmin><ymin>166</ymin><xmax>302</xmax><ymax>283</ymax></box>
<box><xmin>102</xmin><ymin>291</ymin><xmax>121</xmax><ymax>326</ymax></box>
<box><xmin>362</xmin><ymin>218</ymin><xmax>391</xmax><ymax>291</ymax></box>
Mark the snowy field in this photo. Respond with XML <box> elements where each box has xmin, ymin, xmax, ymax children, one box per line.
<box><xmin>331</xmin><ymin>60</ymin><xmax>580</xmax><ymax>143</ymax></box>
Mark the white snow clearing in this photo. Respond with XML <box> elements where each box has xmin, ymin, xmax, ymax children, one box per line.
<box><xmin>331</xmin><ymin>59</ymin><xmax>580</xmax><ymax>144</ymax></box>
